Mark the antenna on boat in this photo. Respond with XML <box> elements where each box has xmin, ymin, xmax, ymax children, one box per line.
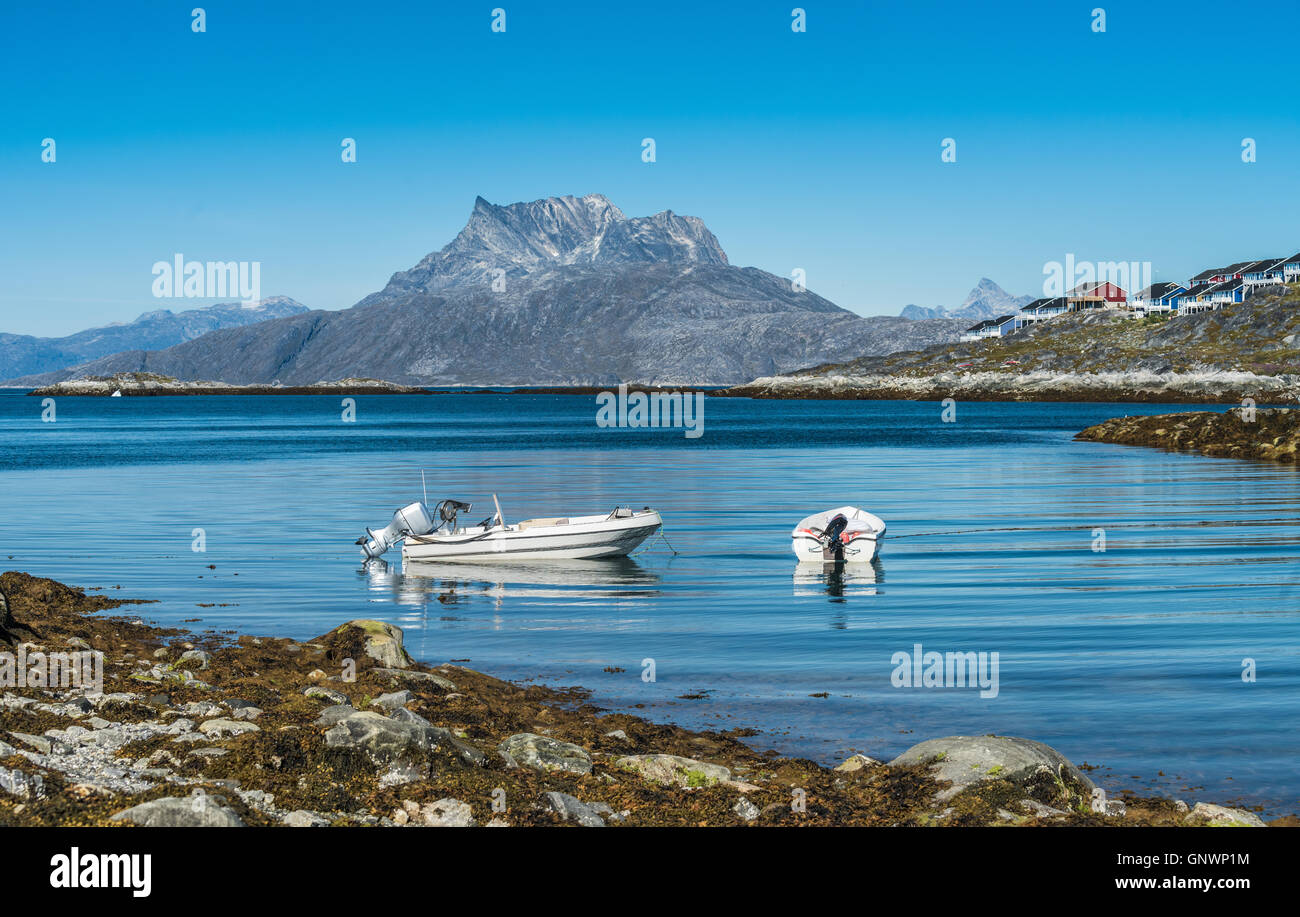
<box><xmin>421</xmin><ymin>470</ymin><xmax>428</xmax><ymax>507</ymax></box>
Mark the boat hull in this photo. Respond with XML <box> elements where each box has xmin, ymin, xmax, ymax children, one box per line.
<box><xmin>790</xmin><ymin>505</ymin><xmax>886</xmax><ymax>563</ymax></box>
<box><xmin>401</xmin><ymin>511</ymin><xmax>661</xmax><ymax>562</ymax></box>
<box><xmin>791</xmin><ymin>533</ymin><xmax>881</xmax><ymax>563</ymax></box>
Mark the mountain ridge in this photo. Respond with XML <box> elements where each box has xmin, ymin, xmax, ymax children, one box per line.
<box><xmin>9</xmin><ymin>196</ymin><xmax>966</xmax><ymax>387</ymax></box>
<box><xmin>0</xmin><ymin>296</ymin><xmax>309</xmax><ymax>382</ymax></box>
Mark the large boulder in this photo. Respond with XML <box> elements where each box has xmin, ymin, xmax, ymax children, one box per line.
<box><xmin>889</xmin><ymin>735</ymin><xmax>1096</xmax><ymax>807</ymax></box>
<box><xmin>499</xmin><ymin>733</ymin><xmax>592</xmax><ymax>775</ymax></box>
<box><xmin>1190</xmin><ymin>803</ymin><xmax>1265</xmax><ymax>827</ymax></box>
<box><xmin>317</xmin><ymin>706</ymin><xmax>458</xmax><ymax>764</ymax></box>
<box><xmin>318</xmin><ymin>620</ymin><xmax>414</xmax><ymax>669</ymax></box>
<box><xmin>616</xmin><ymin>754</ymin><xmax>731</xmax><ymax>788</ymax></box>
<box><xmin>111</xmin><ymin>792</ymin><xmax>245</xmax><ymax>827</ymax></box>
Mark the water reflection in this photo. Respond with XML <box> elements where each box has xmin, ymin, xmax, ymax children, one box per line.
<box><xmin>793</xmin><ymin>559</ymin><xmax>884</xmax><ymax>602</ymax></box>
<box><xmin>360</xmin><ymin>556</ymin><xmax>661</xmax><ymax>609</ymax></box>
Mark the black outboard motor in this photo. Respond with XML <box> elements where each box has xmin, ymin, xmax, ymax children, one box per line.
<box><xmin>819</xmin><ymin>513</ymin><xmax>849</xmax><ymax>561</ymax></box>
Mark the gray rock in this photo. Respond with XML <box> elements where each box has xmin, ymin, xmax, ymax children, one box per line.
<box><xmin>889</xmin><ymin>735</ymin><xmax>1095</xmax><ymax>806</ymax></box>
<box><xmin>733</xmin><ymin>797</ymin><xmax>761</xmax><ymax>822</ymax></box>
<box><xmin>282</xmin><ymin>809</ymin><xmax>332</xmax><ymax>827</ymax></box>
<box><xmin>179</xmin><ymin>649</ymin><xmax>211</xmax><ymax>670</ymax></box>
<box><xmin>411</xmin><ymin>798</ymin><xmax>475</xmax><ymax>827</ymax></box>
<box><xmin>337</xmin><ymin>620</ymin><xmax>413</xmax><ymax>669</ymax></box>
<box><xmin>370</xmin><ymin>690</ymin><xmax>415</xmax><ymax>713</ymax></box>
<box><xmin>379</xmin><ymin>761</ymin><xmax>424</xmax><ymax>788</ymax></box>
<box><xmin>499</xmin><ymin>734</ymin><xmax>592</xmax><ymax>775</ymax></box>
<box><xmin>543</xmin><ymin>791</ymin><xmax>605</xmax><ymax>827</ymax></box>
<box><xmin>198</xmin><ymin>718</ymin><xmax>260</xmax><ymax>738</ymax></box>
<box><xmin>616</xmin><ymin>754</ymin><xmax>731</xmax><ymax>788</ymax></box>
<box><xmin>303</xmin><ymin>686</ymin><xmax>349</xmax><ymax>705</ymax></box>
<box><xmin>231</xmin><ymin>706</ymin><xmax>263</xmax><ymax>721</ymax></box>
<box><xmin>1189</xmin><ymin>802</ymin><xmax>1265</xmax><ymax>827</ymax></box>
<box><xmin>111</xmin><ymin>792</ymin><xmax>245</xmax><ymax>827</ymax></box>
<box><xmin>318</xmin><ymin>709</ymin><xmax>457</xmax><ymax>765</ymax></box>
<box><xmin>370</xmin><ymin>668</ymin><xmax>457</xmax><ymax>691</ymax></box>
<box><xmin>0</xmin><ymin>765</ymin><xmax>45</xmax><ymax>800</ymax></box>
<box><xmin>8</xmin><ymin>732</ymin><xmax>53</xmax><ymax>755</ymax></box>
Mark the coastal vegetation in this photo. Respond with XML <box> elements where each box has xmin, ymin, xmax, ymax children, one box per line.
<box><xmin>0</xmin><ymin>572</ymin><xmax>1279</xmax><ymax>828</ymax></box>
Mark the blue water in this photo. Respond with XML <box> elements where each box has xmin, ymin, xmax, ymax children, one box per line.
<box><xmin>2</xmin><ymin>390</ymin><xmax>1297</xmax><ymax>815</ymax></box>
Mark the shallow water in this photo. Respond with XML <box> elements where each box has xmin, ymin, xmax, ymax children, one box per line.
<box><xmin>1</xmin><ymin>391</ymin><xmax>1297</xmax><ymax>814</ymax></box>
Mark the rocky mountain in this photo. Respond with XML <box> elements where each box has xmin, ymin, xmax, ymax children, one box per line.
<box><xmin>12</xmin><ymin>195</ymin><xmax>967</xmax><ymax>387</ymax></box>
<box><xmin>899</xmin><ymin>278</ymin><xmax>1034</xmax><ymax>321</ymax></box>
<box><xmin>0</xmin><ymin>296</ymin><xmax>309</xmax><ymax>383</ymax></box>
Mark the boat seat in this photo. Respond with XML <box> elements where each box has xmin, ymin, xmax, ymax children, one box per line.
<box><xmin>517</xmin><ymin>517</ymin><xmax>568</xmax><ymax>530</ymax></box>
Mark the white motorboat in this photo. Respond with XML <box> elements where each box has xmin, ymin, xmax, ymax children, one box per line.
<box><xmin>791</xmin><ymin>506</ymin><xmax>886</xmax><ymax>563</ymax></box>
<box><xmin>358</xmin><ymin>495</ymin><xmax>662</xmax><ymax>562</ymax></box>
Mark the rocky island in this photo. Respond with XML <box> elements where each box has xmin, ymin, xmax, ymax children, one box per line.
<box><xmin>0</xmin><ymin>572</ymin><xmax>1278</xmax><ymax>828</ymax></box>
<box><xmin>1077</xmin><ymin>407</ymin><xmax>1300</xmax><ymax>463</ymax></box>
<box><xmin>26</xmin><ymin>373</ymin><xmax>430</xmax><ymax>397</ymax></box>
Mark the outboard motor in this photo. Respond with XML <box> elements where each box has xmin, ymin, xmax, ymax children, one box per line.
<box><xmin>819</xmin><ymin>513</ymin><xmax>849</xmax><ymax>561</ymax></box>
<box><xmin>357</xmin><ymin>502</ymin><xmax>435</xmax><ymax>559</ymax></box>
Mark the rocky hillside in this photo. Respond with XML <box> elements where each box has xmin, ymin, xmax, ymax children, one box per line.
<box><xmin>13</xmin><ymin>195</ymin><xmax>965</xmax><ymax>387</ymax></box>
<box><xmin>899</xmin><ymin>278</ymin><xmax>1034</xmax><ymax>321</ymax></box>
<box><xmin>0</xmin><ymin>297</ymin><xmax>308</xmax><ymax>383</ymax></box>
<box><xmin>728</xmin><ymin>286</ymin><xmax>1300</xmax><ymax>401</ymax></box>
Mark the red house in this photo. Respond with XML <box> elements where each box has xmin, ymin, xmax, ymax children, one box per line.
<box><xmin>1066</xmin><ymin>281</ymin><xmax>1128</xmax><ymax>311</ymax></box>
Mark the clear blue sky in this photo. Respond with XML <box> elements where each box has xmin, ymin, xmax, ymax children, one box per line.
<box><xmin>2</xmin><ymin>0</ymin><xmax>1297</xmax><ymax>336</ymax></box>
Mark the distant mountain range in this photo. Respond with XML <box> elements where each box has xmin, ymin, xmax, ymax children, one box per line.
<box><xmin>0</xmin><ymin>297</ymin><xmax>308</xmax><ymax>382</ymax></box>
<box><xmin>899</xmin><ymin>278</ymin><xmax>1035</xmax><ymax>321</ymax></box>
<box><xmin>9</xmin><ymin>195</ymin><xmax>967</xmax><ymax>387</ymax></box>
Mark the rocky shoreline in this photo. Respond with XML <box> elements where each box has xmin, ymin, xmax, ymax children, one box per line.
<box><xmin>26</xmin><ymin>373</ymin><xmax>430</xmax><ymax>397</ymax></box>
<box><xmin>0</xmin><ymin>571</ymin><xmax>1282</xmax><ymax>828</ymax></box>
<box><xmin>1077</xmin><ymin>407</ymin><xmax>1300</xmax><ymax>463</ymax></box>
<box><xmin>721</xmin><ymin>369</ymin><xmax>1300</xmax><ymax>404</ymax></box>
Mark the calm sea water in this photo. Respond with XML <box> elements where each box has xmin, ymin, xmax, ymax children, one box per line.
<box><xmin>2</xmin><ymin>390</ymin><xmax>1297</xmax><ymax>814</ymax></box>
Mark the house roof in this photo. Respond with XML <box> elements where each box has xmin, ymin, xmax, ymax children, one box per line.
<box><xmin>1221</xmin><ymin>261</ymin><xmax>1255</xmax><ymax>275</ymax></box>
<box><xmin>1190</xmin><ymin>268</ymin><xmax>1225</xmax><ymax>283</ymax></box>
<box><xmin>1240</xmin><ymin>259</ymin><xmax>1284</xmax><ymax>274</ymax></box>
<box><xmin>1205</xmin><ymin>278</ymin><xmax>1244</xmax><ymax>294</ymax></box>
<box><xmin>1280</xmin><ymin>251</ymin><xmax>1300</xmax><ymax>265</ymax></box>
<box><xmin>1137</xmin><ymin>281</ymin><xmax>1182</xmax><ymax>299</ymax></box>
<box><xmin>964</xmin><ymin>320</ymin><xmax>991</xmax><ymax>332</ymax></box>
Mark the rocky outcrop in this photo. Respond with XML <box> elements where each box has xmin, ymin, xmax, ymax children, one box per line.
<box><xmin>615</xmin><ymin>754</ymin><xmax>732</xmax><ymax>788</ymax></box>
<box><xmin>111</xmin><ymin>791</ymin><xmax>245</xmax><ymax>827</ymax></box>
<box><xmin>889</xmin><ymin>735</ymin><xmax>1096</xmax><ymax>808</ymax></box>
<box><xmin>1076</xmin><ymin>407</ymin><xmax>1300</xmax><ymax>463</ymax></box>
<box><xmin>499</xmin><ymin>733</ymin><xmax>593</xmax><ymax>775</ymax></box>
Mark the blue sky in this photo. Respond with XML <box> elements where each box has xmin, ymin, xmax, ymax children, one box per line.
<box><xmin>2</xmin><ymin>0</ymin><xmax>1297</xmax><ymax>336</ymax></box>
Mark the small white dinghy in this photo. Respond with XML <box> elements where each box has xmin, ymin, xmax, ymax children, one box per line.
<box><xmin>358</xmin><ymin>495</ymin><xmax>662</xmax><ymax>562</ymax></box>
<box><xmin>791</xmin><ymin>506</ymin><xmax>886</xmax><ymax>563</ymax></box>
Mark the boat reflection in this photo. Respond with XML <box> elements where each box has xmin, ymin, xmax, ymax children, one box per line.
<box><xmin>359</xmin><ymin>556</ymin><xmax>661</xmax><ymax>609</ymax></box>
<box><xmin>792</xmin><ymin>559</ymin><xmax>884</xmax><ymax>601</ymax></box>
